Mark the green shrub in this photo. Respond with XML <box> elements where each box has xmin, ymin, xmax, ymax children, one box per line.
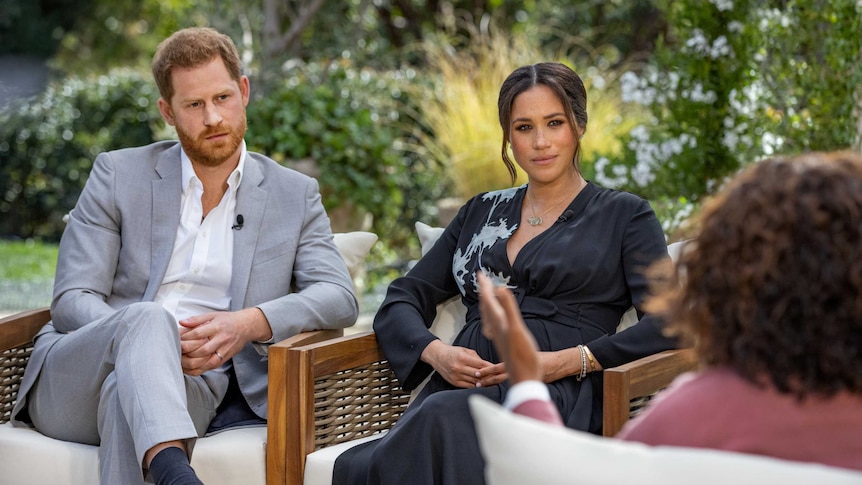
<box><xmin>0</xmin><ymin>68</ymin><xmax>160</xmax><ymax>240</ymax></box>
<box><xmin>1</xmin><ymin>61</ymin><xmax>447</xmax><ymax>261</ymax></box>
<box><xmin>246</xmin><ymin>61</ymin><xmax>446</xmax><ymax>255</ymax></box>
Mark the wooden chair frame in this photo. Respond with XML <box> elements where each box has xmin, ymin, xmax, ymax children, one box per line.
<box><xmin>280</xmin><ymin>330</ymin><xmax>698</xmax><ymax>484</ymax></box>
<box><xmin>0</xmin><ymin>307</ymin><xmax>343</xmax><ymax>485</ymax></box>
<box><xmin>602</xmin><ymin>348</ymin><xmax>699</xmax><ymax>436</ymax></box>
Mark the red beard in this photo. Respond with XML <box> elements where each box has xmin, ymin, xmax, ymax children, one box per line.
<box><xmin>176</xmin><ymin>113</ymin><xmax>247</xmax><ymax>167</ymax></box>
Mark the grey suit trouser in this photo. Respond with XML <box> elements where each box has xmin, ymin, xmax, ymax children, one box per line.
<box><xmin>26</xmin><ymin>302</ymin><xmax>228</xmax><ymax>484</ymax></box>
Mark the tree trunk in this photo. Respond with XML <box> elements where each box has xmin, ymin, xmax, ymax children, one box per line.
<box><xmin>260</xmin><ymin>0</ymin><xmax>329</xmax><ymax>92</ymax></box>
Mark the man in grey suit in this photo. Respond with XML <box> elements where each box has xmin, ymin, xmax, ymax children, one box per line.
<box><xmin>10</xmin><ymin>27</ymin><xmax>358</xmax><ymax>485</ymax></box>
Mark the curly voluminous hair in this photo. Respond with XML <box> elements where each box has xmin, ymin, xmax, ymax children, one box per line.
<box><xmin>151</xmin><ymin>27</ymin><xmax>243</xmax><ymax>103</ymax></box>
<box><xmin>648</xmin><ymin>151</ymin><xmax>862</xmax><ymax>399</ymax></box>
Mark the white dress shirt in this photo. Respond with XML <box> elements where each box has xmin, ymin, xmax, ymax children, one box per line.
<box><xmin>154</xmin><ymin>142</ymin><xmax>246</xmax><ymax>322</ymax></box>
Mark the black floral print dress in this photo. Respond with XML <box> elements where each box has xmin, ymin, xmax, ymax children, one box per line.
<box><xmin>334</xmin><ymin>181</ymin><xmax>676</xmax><ymax>485</ymax></box>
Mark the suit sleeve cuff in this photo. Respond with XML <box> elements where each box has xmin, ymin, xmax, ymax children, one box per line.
<box><xmin>503</xmin><ymin>380</ymin><xmax>551</xmax><ymax>411</ymax></box>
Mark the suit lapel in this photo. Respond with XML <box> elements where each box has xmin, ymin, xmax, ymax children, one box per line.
<box><xmin>230</xmin><ymin>154</ymin><xmax>267</xmax><ymax>310</ymax></box>
<box><xmin>144</xmin><ymin>145</ymin><xmax>183</xmax><ymax>301</ymax></box>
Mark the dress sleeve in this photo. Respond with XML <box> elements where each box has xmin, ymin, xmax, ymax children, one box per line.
<box><xmin>586</xmin><ymin>198</ymin><xmax>678</xmax><ymax>368</ymax></box>
<box><xmin>373</xmin><ymin>202</ymin><xmax>471</xmax><ymax>390</ymax></box>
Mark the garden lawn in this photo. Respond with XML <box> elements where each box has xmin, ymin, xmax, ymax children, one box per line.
<box><xmin>0</xmin><ymin>239</ymin><xmax>57</xmax><ymax>312</ymax></box>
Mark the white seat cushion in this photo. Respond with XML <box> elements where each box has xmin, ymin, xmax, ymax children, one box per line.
<box><xmin>0</xmin><ymin>422</ymin><xmax>266</xmax><ymax>485</ymax></box>
<box><xmin>0</xmin><ymin>423</ymin><xmax>99</xmax><ymax>485</ymax></box>
<box><xmin>469</xmin><ymin>395</ymin><xmax>862</xmax><ymax>485</ymax></box>
<box><xmin>304</xmin><ymin>433</ymin><xmax>385</xmax><ymax>485</ymax></box>
<box><xmin>191</xmin><ymin>426</ymin><xmax>267</xmax><ymax>484</ymax></box>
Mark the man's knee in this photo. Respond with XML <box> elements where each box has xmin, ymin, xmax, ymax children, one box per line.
<box><xmin>122</xmin><ymin>301</ymin><xmax>173</xmax><ymax>320</ymax></box>
<box><xmin>115</xmin><ymin>302</ymin><xmax>179</xmax><ymax>344</ymax></box>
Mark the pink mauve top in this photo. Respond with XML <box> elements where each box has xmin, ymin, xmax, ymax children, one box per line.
<box><xmin>616</xmin><ymin>367</ymin><xmax>862</xmax><ymax>471</ymax></box>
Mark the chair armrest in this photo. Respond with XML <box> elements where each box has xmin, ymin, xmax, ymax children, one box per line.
<box><xmin>0</xmin><ymin>307</ymin><xmax>51</xmax><ymax>351</ymax></box>
<box><xmin>271</xmin><ymin>331</ymin><xmax>409</xmax><ymax>485</ymax></box>
<box><xmin>270</xmin><ymin>328</ymin><xmax>345</xmax><ymax>350</ymax></box>
<box><xmin>1</xmin><ymin>307</ymin><xmax>51</xmax><ymax>424</ymax></box>
<box><xmin>265</xmin><ymin>327</ymin><xmax>347</xmax><ymax>485</ymax></box>
<box><xmin>602</xmin><ymin>348</ymin><xmax>698</xmax><ymax>437</ymax></box>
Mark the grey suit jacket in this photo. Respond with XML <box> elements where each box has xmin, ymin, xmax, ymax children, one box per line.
<box><xmin>14</xmin><ymin>140</ymin><xmax>358</xmax><ymax>421</ymax></box>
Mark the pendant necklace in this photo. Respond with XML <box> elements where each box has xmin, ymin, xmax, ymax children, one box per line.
<box><xmin>526</xmin><ymin>191</ymin><xmax>571</xmax><ymax>226</ymax></box>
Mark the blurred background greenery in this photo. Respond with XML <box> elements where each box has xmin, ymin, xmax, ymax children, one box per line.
<box><xmin>1</xmin><ymin>0</ymin><xmax>860</xmax><ymax>312</ymax></box>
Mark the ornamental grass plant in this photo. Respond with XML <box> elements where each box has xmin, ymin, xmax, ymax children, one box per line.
<box><xmin>413</xmin><ymin>23</ymin><xmax>646</xmax><ymax>201</ymax></box>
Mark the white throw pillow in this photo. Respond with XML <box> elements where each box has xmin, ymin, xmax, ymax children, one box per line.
<box><xmin>332</xmin><ymin>231</ymin><xmax>378</xmax><ymax>281</ymax></box>
<box><xmin>469</xmin><ymin>395</ymin><xmax>862</xmax><ymax>485</ymax></box>
<box><xmin>414</xmin><ymin>221</ymin><xmax>445</xmax><ymax>256</ymax></box>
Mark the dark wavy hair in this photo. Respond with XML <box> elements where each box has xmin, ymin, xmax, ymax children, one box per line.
<box><xmin>497</xmin><ymin>62</ymin><xmax>588</xmax><ymax>184</ymax></box>
<box><xmin>648</xmin><ymin>151</ymin><xmax>862</xmax><ymax>399</ymax></box>
<box><xmin>152</xmin><ymin>27</ymin><xmax>243</xmax><ymax>103</ymax></box>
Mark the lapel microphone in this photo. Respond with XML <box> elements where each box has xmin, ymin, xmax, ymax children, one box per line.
<box><xmin>232</xmin><ymin>214</ymin><xmax>244</xmax><ymax>230</ymax></box>
<box><xmin>557</xmin><ymin>210</ymin><xmax>574</xmax><ymax>223</ymax></box>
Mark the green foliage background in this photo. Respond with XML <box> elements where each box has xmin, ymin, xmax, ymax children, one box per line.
<box><xmin>0</xmin><ymin>70</ymin><xmax>161</xmax><ymax>239</ymax></box>
<box><xmin>1</xmin><ymin>0</ymin><xmax>860</xmax><ymax>264</ymax></box>
<box><xmin>246</xmin><ymin>62</ymin><xmax>446</xmax><ymax>250</ymax></box>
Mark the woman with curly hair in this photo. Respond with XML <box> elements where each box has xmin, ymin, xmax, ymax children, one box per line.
<box><xmin>480</xmin><ymin>150</ymin><xmax>862</xmax><ymax>470</ymax></box>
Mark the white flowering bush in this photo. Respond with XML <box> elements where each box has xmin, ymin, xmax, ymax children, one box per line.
<box><xmin>590</xmin><ymin>0</ymin><xmax>862</xmax><ymax>230</ymax></box>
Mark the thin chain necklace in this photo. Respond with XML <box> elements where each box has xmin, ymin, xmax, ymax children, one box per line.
<box><xmin>526</xmin><ymin>190</ymin><xmax>571</xmax><ymax>226</ymax></box>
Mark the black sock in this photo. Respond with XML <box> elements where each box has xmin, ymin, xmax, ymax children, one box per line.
<box><xmin>149</xmin><ymin>446</ymin><xmax>204</xmax><ymax>485</ymax></box>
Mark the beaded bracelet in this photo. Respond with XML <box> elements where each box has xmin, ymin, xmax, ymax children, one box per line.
<box><xmin>576</xmin><ymin>345</ymin><xmax>588</xmax><ymax>381</ymax></box>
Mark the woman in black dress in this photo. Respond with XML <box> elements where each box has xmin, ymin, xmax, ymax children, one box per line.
<box><xmin>334</xmin><ymin>62</ymin><xmax>676</xmax><ymax>484</ymax></box>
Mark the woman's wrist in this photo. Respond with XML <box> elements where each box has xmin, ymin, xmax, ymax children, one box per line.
<box><xmin>540</xmin><ymin>348</ymin><xmax>580</xmax><ymax>382</ymax></box>
<box><xmin>576</xmin><ymin>345</ymin><xmax>588</xmax><ymax>380</ymax></box>
<box><xmin>420</xmin><ymin>338</ymin><xmax>445</xmax><ymax>367</ymax></box>
<box><xmin>548</xmin><ymin>345</ymin><xmax>603</xmax><ymax>382</ymax></box>
<box><xmin>583</xmin><ymin>345</ymin><xmax>602</xmax><ymax>371</ymax></box>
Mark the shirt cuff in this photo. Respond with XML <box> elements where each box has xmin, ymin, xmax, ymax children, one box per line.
<box><xmin>503</xmin><ymin>380</ymin><xmax>551</xmax><ymax>411</ymax></box>
<box><xmin>256</xmin><ymin>335</ymin><xmax>275</xmax><ymax>344</ymax></box>
<box><xmin>251</xmin><ymin>336</ymin><xmax>274</xmax><ymax>356</ymax></box>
